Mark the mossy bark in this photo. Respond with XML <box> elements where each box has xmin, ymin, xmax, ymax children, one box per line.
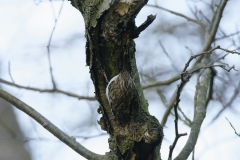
<box><xmin>69</xmin><ymin>0</ymin><xmax>163</xmax><ymax>159</ymax></box>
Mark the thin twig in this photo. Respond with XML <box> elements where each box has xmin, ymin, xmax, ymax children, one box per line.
<box><xmin>185</xmin><ymin>46</ymin><xmax>194</xmax><ymax>56</ymax></box>
<box><xmin>33</xmin><ymin>0</ymin><xmax>42</xmax><ymax>5</ymax></box>
<box><xmin>215</xmin><ymin>76</ymin><xmax>233</xmax><ymax>87</ymax></box>
<box><xmin>73</xmin><ymin>133</ymin><xmax>108</xmax><ymax>140</ymax></box>
<box><xmin>199</xmin><ymin>10</ymin><xmax>211</xmax><ymax>24</ymax></box>
<box><xmin>218</xmin><ymin>46</ymin><xmax>240</xmax><ymax>55</ymax></box>
<box><xmin>143</xmin><ymin>45</ymin><xmax>239</xmax><ymax>90</ymax></box>
<box><xmin>225</xmin><ymin>117</ymin><xmax>240</xmax><ymax>137</ymax></box>
<box><xmin>8</xmin><ymin>61</ymin><xmax>15</xmax><ymax>83</ymax></box>
<box><xmin>0</xmin><ymin>78</ymin><xmax>95</xmax><ymax>100</ymax></box>
<box><xmin>189</xmin><ymin>5</ymin><xmax>200</xmax><ymax>22</ymax></box>
<box><xmin>154</xmin><ymin>83</ymin><xmax>191</xmax><ymax>127</ymax></box>
<box><xmin>167</xmin><ymin>78</ymin><xmax>188</xmax><ymax>160</ymax></box>
<box><xmin>182</xmin><ymin>46</ymin><xmax>220</xmax><ymax>74</ymax></box>
<box><xmin>142</xmin><ymin>75</ymin><xmax>180</xmax><ymax>89</ymax></box>
<box><xmin>194</xmin><ymin>0</ymin><xmax>228</xmax><ymax>65</ymax></box>
<box><xmin>190</xmin><ymin>64</ymin><xmax>237</xmax><ymax>74</ymax></box>
<box><xmin>47</xmin><ymin>0</ymin><xmax>65</xmax><ymax>89</ymax></box>
<box><xmin>211</xmin><ymin>81</ymin><xmax>240</xmax><ymax>122</ymax></box>
<box><xmin>177</xmin><ymin>105</ymin><xmax>192</xmax><ymax>126</ymax></box>
<box><xmin>215</xmin><ymin>31</ymin><xmax>240</xmax><ymax>41</ymax></box>
<box><xmin>147</xmin><ymin>4</ymin><xmax>206</xmax><ymax>29</ymax></box>
<box><xmin>159</xmin><ymin>40</ymin><xmax>179</xmax><ymax>72</ymax></box>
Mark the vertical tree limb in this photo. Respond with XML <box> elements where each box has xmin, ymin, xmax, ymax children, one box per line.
<box><xmin>70</xmin><ymin>0</ymin><xmax>163</xmax><ymax>159</ymax></box>
<box><xmin>174</xmin><ymin>68</ymin><xmax>212</xmax><ymax>160</ymax></box>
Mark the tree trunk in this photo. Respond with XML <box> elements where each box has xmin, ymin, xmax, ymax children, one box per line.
<box><xmin>69</xmin><ymin>0</ymin><xmax>163</xmax><ymax>159</ymax></box>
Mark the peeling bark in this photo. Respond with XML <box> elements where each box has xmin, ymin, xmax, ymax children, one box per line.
<box><xmin>69</xmin><ymin>0</ymin><xmax>163</xmax><ymax>159</ymax></box>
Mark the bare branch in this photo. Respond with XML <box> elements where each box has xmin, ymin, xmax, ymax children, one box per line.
<box><xmin>46</xmin><ymin>48</ymin><xmax>57</xmax><ymax>89</ymax></box>
<box><xmin>140</xmin><ymin>73</ymin><xmax>191</xmax><ymax>127</ymax></box>
<box><xmin>0</xmin><ymin>78</ymin><xmax>96</xmax><ymax>100</ymax></box>
<box><xmin>168</xmin><ymin>76</ymin><xmax>190</xmax><ymax>160</ymax></box>
<box><xmin>0</xmin><ymin>88</ymin><xmax>104</xmax><ymax>159</ymax></box>
<box><xmin>155</xmin><ymin>88</ymin><xmax>167</xmax><ymax>106</ymax></box>
<box><xmin>23</xmin><ymin>133</ymin><xmax>108</xmax><ymax>142</ymax></box>
<box><xmin>161</xmin><ymin>87</ymin><xmax>179</xmax><ymax>126</ymax></box>
<box><xmin>194</xmin><ymin>0</ymin><xmax>228</xmax><ymax>65</ymax></box>
<box><xmin>73</xmin><ymin>133</ymin><xmax>108</xmax><ymax>140</ymax></box>
<box><xmin>190</xmin><ymin>64</ymin><xmax>237</xmax><ymax>74</ymax></box>
<box><xmin>144</xmin><ymin>44</ymin><xmax>239</xmax><ymax>90</ymax></box>
<box><xmin>159</xmin><ymin>40</ymin><xmax>179</xmax><ymax>72</ymax></box>
<box><xmin>199</xmin><ymin>10</ymin><xmax>211</xmax><ymax>24</ymax></box>
<box><xmin>215</xmin><ymin>31</ymin><xmax>240</xmax><ymax>41</ymax></box>
<box><xmin>132</xmin><ymin>14</ymin><xmax>156</xmax><ymax>38</ymax></box>
<box><xmin>147</xmin><ymin>4</ymin><xmax>206</xmax><ymax>29</ymax></box>
<box><xmin>46</xmin><ymin>0</ymin><xmax>65</xmax><ymax>89</ymax></box>
<box><xmin>8</xmin><ymin>61</ymin><xmax>15</xmax><ymax>83</ymax></box>
<box><xmin>225</xmin><ymin>117</ymin><xmax>240</xmax><ymax>137</ymax></box>
<box><xmin>142</xmin><ymin>75</ymin><xmax>180</xmax><ymax>89</ymax></box>
<box><xmin>182</xmin><ymin>46</ymin><xmax>220</xmax><ymax>74</ymax></box>
<box><xmin>33</xmin><ymin>0</ymin><xmax>42</xmax><ymax>5</ymax></box>
<box><xmin>177</xmin><ymin>105</ymin><xmax>192</xmax><ymax>126</ymax></box>
<box><xmin>185</xmin><ymin>46</ymin><xmax>194</xmax><ymax>56</ymax></box>
<box><xmin>218</xmin><ymin>46</ymin><xmax>240</xmax><ymax>55</ymax></box>
<box><xmin>212</xmin><ymin>81</ymin><xmax>240</xmax><ymax>122</ymax></box>
<box><xmin>160</xmin><ymin>45</ymin><xmax>237</xmax><ymax>126</ymax></box>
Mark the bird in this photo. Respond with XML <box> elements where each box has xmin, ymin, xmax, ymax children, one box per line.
<box><xmin>105</xmin><ymin>70</ymin><xmax>137</xmax><ymax>121</ymax></box>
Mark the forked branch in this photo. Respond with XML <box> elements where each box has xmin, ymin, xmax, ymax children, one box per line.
<box><xmin>168</xmin><ymin>46</ymin><xmax>238</xmax><ymax>160</ymax></box>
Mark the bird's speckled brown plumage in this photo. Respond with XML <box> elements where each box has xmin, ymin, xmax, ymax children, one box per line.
<box><xmin>106</xmin><ymin>70</ymin><xmax>137</xmax><ymax>122</ymax></box>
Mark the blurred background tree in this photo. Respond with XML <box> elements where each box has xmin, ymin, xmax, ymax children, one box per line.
<box><xmin>0</xmin><ymin>97</ymin><xmax>31</xmax><ymax>160</ymax></box>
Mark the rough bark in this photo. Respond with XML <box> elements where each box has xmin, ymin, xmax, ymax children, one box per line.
<box><xmin>69</xmin><ymin>0</ymin><xmax>163</xmax><ymax>159</ymax></box>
